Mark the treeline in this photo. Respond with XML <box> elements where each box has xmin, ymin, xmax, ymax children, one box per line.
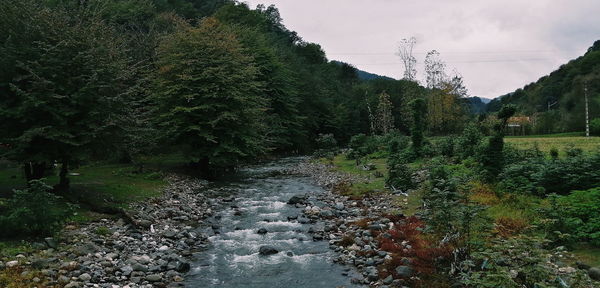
<box><xmin>0</xmin><ymin>0</ymin><xmax>470</xmax><ymax>187</ymax></box>
<box><xmin>488</xmin><ymin>40</ymin><xmax>600</xmax><ymax>134</ymax></box>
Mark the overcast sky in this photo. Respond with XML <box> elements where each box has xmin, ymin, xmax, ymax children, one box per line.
<box><xmin>244</xmin><ymin>0</ymin><xmax>600</xmax><ymax>99</ymax></box>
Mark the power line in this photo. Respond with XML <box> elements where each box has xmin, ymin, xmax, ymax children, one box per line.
<box><xmin>351</xmin><ymin>58</ymin><xmax>555</xmax><ymax>65</ymax></box>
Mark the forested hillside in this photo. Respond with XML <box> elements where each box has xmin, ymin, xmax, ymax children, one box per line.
<box><xmin>1</xmin><ymin>0</ymin><xmax>472</xmax><ymax>180</ymax></box>
<box><xmin>488</xmin><ymin>41</ymin><xmax>600</xmax><ymax>134</ymax></box>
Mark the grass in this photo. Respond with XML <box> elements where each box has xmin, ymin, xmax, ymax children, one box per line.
<box><xmin>329</xmin><ymin>154</ymin><xmax>388</xmax><ymax>196</ymax></box>
<box><xmin>505</xmin><ymin>136</ymin><xmax>600</xmax><ymax>154</ymax></box>
<box><xmin>572</xmin><ymin>244</ymin><xmax>600</xmax><ymax>267</ymax></box>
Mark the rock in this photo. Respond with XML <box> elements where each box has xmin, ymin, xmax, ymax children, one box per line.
<box><xmin>576</xmin><ymin>261</ymin><xmax>591</xmax><ymax>270</ymax></box>
<box><xmin>64</xmin><ymin>282</ymin><xmax>80</xmax><ymax>288</ymax></box>
<box><xmin>158</xmin><ymin>245</ymin><xmax>170</xmax><ymax>251</ymax></box>
<box><xmin>79</xmin><ymin>273</ymin><xmax>91</xmax><ymax>282</ymax></box>
<box><xmin>146</xmin><ymin>274</ymin><xmax>162</xmax><ymax>282</ymax></box>
<box><xmin>44</xmin><ymin>237</ymin><xmax>58</xmax><ymax>249</ymax></box>
<box><xmin>383</xmin><ymin>275</ymin><xmax>393</xmax><ymax>285</ymax></box>
<box><xmin>395</xmin><ymin>265</ymin><xmax>412</xmax><ymax>277</ymax></box>
<box><xmin>257</xmin><ymin>228</ymin><xmax>268</xmax><ymax>235</ymax></box>
<box><xmin>176</xmin><ymin>261</ymin><xmax>191</xmax><ymax>273</ymax></box>
<box><xmin>138</xmin><ymin>219</ymin><xmax>152</xmax><ymax>228</ymax></box>
<box><xmin>287</xmin><ymin>195</ymin><xmax>306</xmax><ymax>205</ymax></box>
<box><xmin>6</xmin><ymin>260</ymin><xmax>19</xmax><ymax>268</ymax></box>
<box><xmin>120</xmin><ymin>265</ymin><xmax>134</xmax><ymax>276</ymax></box>
<box><xmin>259</xmin><ymin>246</ymin><xmax>279</xmax><ymax>256</ymax></box>
<box><xmin>74</xmin><ymin>243</ymin><xmax>99</xmax><ymax>256</ymax></box>
<box><xmin>132</xmin><ymin>263</ymin><xmax>148</xmax><ymax>272</ymax></box>
<box><xmin>589</xmin><ymin>267</ymin><xmax>600</xmax><ymax>281</ymax></box>
<box><xmin>163</xmin><ymin>230</ymin><xmax>177</xmax><ymax>239</ymax></box>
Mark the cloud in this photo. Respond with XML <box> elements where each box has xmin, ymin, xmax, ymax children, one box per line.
<box><xmin>244</xmin><ymin>0</ymin><xmax>600</xmax><ymax>98</ymax></box>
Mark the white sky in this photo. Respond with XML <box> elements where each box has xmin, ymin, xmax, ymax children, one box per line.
<box><xmin>244</xmin><ymin>0</ymin><xmax>600</xmax><ymax>99</ymax></box>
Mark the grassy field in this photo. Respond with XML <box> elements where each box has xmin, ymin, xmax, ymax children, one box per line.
<box><xmin>0</xmin><ymin>153</ymin><xmax>190</xmax><ymax>211</ymax></box>
<box><xmin>505</xmin><ymin>136</ymin><xmax>600</xmax><ymax>154</ymax></box>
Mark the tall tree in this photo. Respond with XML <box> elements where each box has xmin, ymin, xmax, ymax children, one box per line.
<box><xmin>153</xmin><ymin>17</ymin><xmax>266</xmax><ymax>172</ymax></box>
<box><xmin>0</xmin><ymin>1</ymin><xmax>130</xmax><ymax>189</ymax></box>
<box><xmin>376</xmin><ymin>91</ymin><xmax>395</xmax><ymax>134</ymax></box>
<box><xmin>397</xmin><ymin>37</ymin><xmax>418</xmax><ymax>82</ymax></box>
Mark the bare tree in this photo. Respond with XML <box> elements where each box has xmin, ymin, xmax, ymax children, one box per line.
<box><xmin>424</xmin><ymin>50</ymin><xmax>446</xmax><ymax>89</ymax></box>
<box><xmin>376</xmin><ymin>91</ymin><xmax>395</xmax><ymax>134</ymax></box>
<box><xmin>396</xmin><ymin>37</ymin><xmax>417</xmax><ymax>81</ymax></box>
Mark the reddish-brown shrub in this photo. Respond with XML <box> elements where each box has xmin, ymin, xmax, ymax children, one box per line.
<box><xmin>494</xmin><ymin>216</ymin><xmax>529</xmax><ymax>237</ymax></box>
<box><xmin>377</xmin><ymin>216</ymin><xmax>452</xmax><ymax>285</ymax></box>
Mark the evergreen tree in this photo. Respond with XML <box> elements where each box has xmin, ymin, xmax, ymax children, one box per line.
<box><xmin>410</xmin><ymin>98</ymin><xmax>427</xmax><ymax>154</ymax></box>
<box><xmin>0</xmin><ymin>1</ymin><xmax>130</xmax><ymax>189</ymax></box>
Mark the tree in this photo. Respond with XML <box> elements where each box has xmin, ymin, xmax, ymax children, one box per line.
<box><xmin>410</xmin><ymin>98</ymin><xmax>427</xmax><ymax>154</ymax></box>
<box><xmin>376</xmin><ymin>91</ymin><xmax>395</xmax><ymax>134</ymax></box>
<box><xmin>424</xmin><ymin>50</ymin><xmax>446</xmax><ymax>89</ymax></box>
<box><xmin>397</xmin><ymin>37</ymin><xmax>418</xmax><ymax>81</ymax></box>
<box><xmin>153</xmin><ymin>17</ymin><xmax>266</xmax><ymax>173</ymax></box>
<box><xmin>0</xmin><ymin>1</ymin><xmax>130</xmax><ymax>189</ymax></box>
<box><xmin>481</xmin><ymin>105</ymin><xmax>516</xmax><ymax>181</ymax></box>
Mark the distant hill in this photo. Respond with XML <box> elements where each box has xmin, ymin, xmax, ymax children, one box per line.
<box><xmin>487</xmin><ymin>40</ymin><xmax>600</xmax><ymax>133</ymax></box>
<box><xmin>465</xmin><ymin>96</ymin><xmax>489</xmax><ymax>114</ymax></box>
<box><xmin>331</xmin><ymin>60</ymin><xmax>395</xmax><ymax>81</ymax></box>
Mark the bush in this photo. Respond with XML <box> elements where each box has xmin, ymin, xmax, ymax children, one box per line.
<box><xmin>347</xmin><ymin>133</ymin><xmax>378</xmax><ymax>160</ymax></box>
<box><xmin>590</xmin><ymin>118</ymin><xmax>600</xmax><ymax>136</ymax></box>
<box><xmin>558</xmin><ymin>188</ymin><xmax>600</xmax><ymax>246</ymax></box>
<box><xmin>314</xmin><ymin>133</ymin><xmax>337</xmax><ymax>157</ymax></box>
<box><xmin>0</xmin><ymin>180</ymin><xmax>74</xmax><ymax>237</ymax></box>
<box><xmin>456</xmin><ymin>123</ymin><xmax>483</xmax><ymax>159</ymax></box>
<box><xmin>435</xmin><ymin>137</ymin><xmax>455</xmax><ymax>158</ymax></box>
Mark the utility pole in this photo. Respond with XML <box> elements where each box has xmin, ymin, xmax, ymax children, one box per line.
<box><xmin>585</xmin><ymin>81</ymin><xmax>590</xmax><ymax>137</ymax></box>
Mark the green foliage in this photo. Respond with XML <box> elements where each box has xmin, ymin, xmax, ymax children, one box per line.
<box><xmin>386</xmin><ymin>158</ymin><xmax>413</xmax><ymax>191</ymax></box>
<box><xmin>458</xmin><ymin>236</ymin><xmax>594</xmax><ymax>288</ymax></box>
<box><xmin>456</xmin><ymin>123</ymin><xmax>483</xmax><ymax>159</ymax></box>
<box><xmin>591</xmin><ymin>118</ymin><xmax>600</xmax><ymax>136</ymax></box>
<box><xmin>0</xmin><ymin>1</ymin><xmax>130</xmax><ymax>185</ymax></box>
<box><xmin>435</xmin><ymin>137</ymin><xmax>456</xmax><ymax>158</ymax></box>
<box><xmin>0</xmin><ymin>180</ymin><xmax>74</xmax><ymax>237</ymax></box>
<box><xmin>346</xmin><ymin>134</ymin><xmax>380</xmax><ymax>160</ymax></box>
<box><xmin>154</xmin><ymin>18</ymin><xmax>266</xmax><ymax>170</ymax></box>
<box><xmin>555</xmin><ymin>188</ymin><xmax>600</xmax><ymax>246</ymax></box>
<box><xmin>410</xmin><ymin>98</ymin><xmax>427</xmax><ymax>154</ymax></box>
<box><xmin>498</xmin><ymin>150</ymin><xmax>600</xmax><ymax>196</ymax></box>
<box><xmin>479</xmin><ymin>105</ymin><xmax>516</xmax><ymax>181</ymax></box>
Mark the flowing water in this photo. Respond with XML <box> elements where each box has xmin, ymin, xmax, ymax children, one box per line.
<box><xmin>185</xmin><ymin>158</ymin><xmax>363</xmax><ymax>287</ymax></box>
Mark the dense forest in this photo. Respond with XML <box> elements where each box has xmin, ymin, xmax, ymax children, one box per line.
<box><xmin>488</xmin><ymin>41</ymin><xmax>600</xmax><ymax>134</ymax></box>
<box><xmin>0</xmin><ymin>0</ymin><xmax>470</xmax><ymax>184</ymax></box>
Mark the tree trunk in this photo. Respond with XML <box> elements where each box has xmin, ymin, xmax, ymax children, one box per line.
<box><xmin>54</xmin><ymin>159</ymin><xmax>70</xmax><ymax>192</ymax></box>
<box><xmin>23</xmin><ymin>162</ymin><xmax>46</xmax><ymax>183</ymax></box>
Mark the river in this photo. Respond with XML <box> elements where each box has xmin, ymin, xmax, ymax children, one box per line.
<box><xmin>184</xmin><ymin>158</ymin><xmax>363</xmax><ymax>287</ymax></box>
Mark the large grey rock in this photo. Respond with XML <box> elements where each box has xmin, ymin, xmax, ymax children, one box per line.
<box><xmin>146</xmin><ymin>274</ymin><xmax>162</xmax><ymax>282</ymax></box>
<box><xmin>589</xmin><ymin>267</ymin><xmax>600</xmax><ymax>281</ymax></box>
<box><xmin>258</xmin><ymin>246</ymin><xmax>279</xmax><ymax>256</ymax></box>
<box><xmin>78</xmin><ymin>273</ymin><xmax>91</xmax><ymax>282</ymax></box>
<box><xmin>132</xmin><ymin>263</ymin><xmax>148</xmax><ymax>272</ymax></box>
<box><xmin>395</xmin><ymin>265</ymin><xmax>412</xmax><ymax>277</ymax></box>
<box><xmin>287</xmin><ymin>195</ymin><xmax>306</xmax><ymax>205</ymax></box>
<box><xmin>176</xmin><ymin>261</ymin><xmax>191</xmax><ymax>273</ymax></box>
<box><xmin>44</xmin><ymin>237</ymin><xmax>58</xmax><ymax>249</ymax></box>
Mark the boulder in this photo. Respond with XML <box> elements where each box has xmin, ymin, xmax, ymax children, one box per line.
<box><xmin>395</xmin><ymin>265</ymin><xmax>412</xmax><ymax>277</ymax></box>
<box><xmin>287</xmin><ymin>195</ymin><xmax>306</xmax><ymax>205</ymax></box>
<box><xmin>44</xmin><ymin>237</ymin><xmax>58</xmax><ymax>249</ymax></box>
<box><xmin>258</xmin><ymin>246</ymin><xmax>279</xmax><ymax>256</ymax></box>
<box><xmin>589</xmin><ymin>267</ymin><xmax>600</xmax><ymax>281</ymax></box>
<box><xmin>146</xmin><ymin>274</ymin><xmax>162</xmax><ymax>282</ymax></box>
<box><xmin>257</xmin><ymin>228</ymin><xmax>268</xmax><ymax>235</ymax></box>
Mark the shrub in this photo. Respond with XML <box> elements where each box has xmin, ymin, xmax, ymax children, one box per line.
<box><xmin>435</xmin><ymin>137</ymin><xmax>455</xmax><ymax>158</ymax></box>
<box><xmin>557</xmin><ymin>188</ymin><xmax>600</xmax><ymax>246</ymax></box>
<box><xmin>314</xmin><ymin>133</ymin><xmax>337</xmax><ymax>157</ymax></box>
<box><xmin>347</xmin><ymin>133</ymin><xmax>378</xmax><ymax>160</ymax></box>
<box><xmin>386</xmin><ymin>161</ymin><xmax>413</xmax><ymax>191</ymax></box>
<box><xmin>457</xmin><ymin>236</ymin><xmax>594</xmax><ymax>288</ymax></box>
<box><xmin>590</xmin><ymin>118</ymin><xmax>600</xmax><ymax>136</ymax></box>
<box><xmin>456</xmin><ymin>123</ymin><xmax>483</xmax><ymax>159</ymax></box>
<box><xmin>0</xmin><ymin>180</ymin><xmax>74</xmax><ymax>237</ymax></box>
<box><xmin>493</xmin><ymin>217</ymin><xmax>529</xmax><ymax>237</ymax></box>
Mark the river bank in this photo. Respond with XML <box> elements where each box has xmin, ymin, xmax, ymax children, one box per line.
<box><xmin>1</xmin><ymin>157</ymin><xmax>405</xmax><ymax>288</ymax></box>
<box><xmin>1</xmin><ymin>175</ymin><xmax>215</xmax><ymax>288</ymax></box>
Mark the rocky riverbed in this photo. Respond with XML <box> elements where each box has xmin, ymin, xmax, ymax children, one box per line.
<box><xmin>0</xmin><ymin>175</ymin><xmax>218</xmax><ymax>288</ymax></box>
<box><xmin>289</xmin><ymin>161</ymin><xmax>411</xmax><ymax>288</ymax></box>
